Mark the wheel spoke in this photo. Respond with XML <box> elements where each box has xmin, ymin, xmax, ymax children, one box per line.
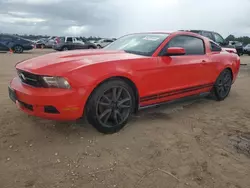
<box><xmin>113</xmin><ymin>110</ymin><xmax>118</xmax><ymax>124</ymax></box>
<box><xmin>102</xmin><ymin>95</ymin><xmax>112</xmax><ymax>104</ymax></box>
<box><xmin>112</xmin><ymin>88</ymin><xmax>117</xmax><ymax>101</ymax></box>
<box><xmin>99</xmin><ymin>109</ymin><xmax>112</xmax><ymax>120</ymax></box>
<box><xmin>116</xmin><ymin>88</ymin><xmax>123</xmax><ymax>101</ymax></box>
<box><xmin>103</xmin><ymin>110</ymin><xmax>112</xmax><ymax>124</ymax></box>
<box><xmin>119</xmin><ymin>104</ymin><xmax>130</xmax><ymax>109</ymax></box>
<box><xmin>115</xmin><ymin>110</ymin><xmax>123</xmax><ymax>121</ymax></box>
<box><xmin>118</xmin><ymin>98</ymin><xmax>130</xmax><ymax>107</ymax></box>
<box><xmin>98</xmin><ymin>101</ymin><xmax>110</xmax><ymax>107</ymax></box>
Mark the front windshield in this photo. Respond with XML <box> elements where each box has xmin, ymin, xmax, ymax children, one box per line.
<box><xmin>104</xmin><ymin>33</ymin><xmax>169</xmax><ymax>56</ymax></box>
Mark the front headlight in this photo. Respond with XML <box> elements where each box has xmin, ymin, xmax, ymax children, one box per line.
<box><xmin>42</xmin><ymin>76</ymin><xmax>71</xmax><ymax>89</ymax></box>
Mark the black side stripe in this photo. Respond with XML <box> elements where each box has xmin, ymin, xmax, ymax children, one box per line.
<box><xmin>140</xmin><ymin>83</ymin><xmax>214</xmax><ymax>102</ymax></box>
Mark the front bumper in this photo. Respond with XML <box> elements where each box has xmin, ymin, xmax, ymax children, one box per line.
<box><xmin>9</xmin><ymin>77</ymin><xmax>89</xmax><ymax>121</ymax></box>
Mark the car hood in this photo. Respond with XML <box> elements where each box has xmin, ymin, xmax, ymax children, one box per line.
<box><xmin>16</xmin><ymin>49</ymin><xmax>145</xmax><ymax>75</ymax></box>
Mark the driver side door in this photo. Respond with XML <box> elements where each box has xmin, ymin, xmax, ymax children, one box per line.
<box><xmin>154</xmin><ymin>35</ymin><xmax>211</xmax><ymax>104</ymax></box>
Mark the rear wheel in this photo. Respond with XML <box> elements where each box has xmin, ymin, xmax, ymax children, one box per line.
<box><xmin>212</xmin><ymin>69</ymin><xmax>232</xmax><ymax>101</ymax></box>
<box><xmin>86</xmin><ymin>79</ymin><xmax>135</xmax><ymax>134</ymax></box>
<box><xmin>13</xmin><ymin>45</ymin><xmax>23</xmax><ymax>53</ymax></box>
<box><xmin>97</xmin><ymin>45</ymin><xmax>102</xmax><ymax>49</ymax></box>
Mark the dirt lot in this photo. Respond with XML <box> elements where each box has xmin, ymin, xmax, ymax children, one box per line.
<box><xmin>1</xmin><ymin>49</ymin><xmax>250</xmax><ymax>188</ymax></box>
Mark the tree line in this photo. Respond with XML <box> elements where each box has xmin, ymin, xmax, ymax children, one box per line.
<box><xmin>226</xmin><ymin>35</ymin><xmax>250</xmax><ymax>45</ymax></box>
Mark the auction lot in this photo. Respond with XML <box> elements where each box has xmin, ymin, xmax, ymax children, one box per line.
<box><xmin>1</xmin><ymin>49</ymin><xmax>250</xmax><ymax>188</ymax></box>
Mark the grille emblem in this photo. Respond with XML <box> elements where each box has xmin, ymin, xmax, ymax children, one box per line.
<box><xmin>19</xmin><ymin>73</ymin><xmax>26</xmax><ymax>81</ymax></box>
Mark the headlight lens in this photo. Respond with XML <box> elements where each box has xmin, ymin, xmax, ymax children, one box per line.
<box><xmin>42</xmin><ymin>76</ymin><xmax>71</xmax><ymax>89</ymax></box>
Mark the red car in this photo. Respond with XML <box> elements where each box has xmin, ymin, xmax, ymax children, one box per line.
<box><xmin>8</xmin><ymin>31</ymin><xmax>240</xmax><ymax>133</ymax></box>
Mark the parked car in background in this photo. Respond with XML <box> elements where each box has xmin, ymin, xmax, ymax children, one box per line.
<box><xmin>52</xmin><ymin>36</ymin><xmax>97</xmax><ymax>51</ymax></box>
<box><xmin>243</xmin><ymin>44</ymin><xmax>250</xmax><ymax>55</ymax></box>
<box><xmin>9</xmin><ymin>31</ymin><xmax>240</xmax><ymax>133</ymax></box>
<box><xmin>229</xmin><ymin>41</ymin><xmax>244</xmax><ymax>56</ymax></box>
<box><xmin>34</xmin><ymin>38</ymin><xmax>47</xmax><ymax>48</ymax></box>
<box><xmin>44</xmin><ymin>37</ymin><xmax>56</xmax><ymax>48</ymax></box>
<box><xmin>0</xmin><ymin>34</ymin><xmax>33</xmax><ymax>53</ymax></box>
<box><xmin>94</xmin><ymin>38</ymin><xmax>114</xmax><ymax>48</ymax></box>
<box><xmin>181</xmin><ymin>30</ymin><xmax>238</xmax><ymax>54</ymax></box>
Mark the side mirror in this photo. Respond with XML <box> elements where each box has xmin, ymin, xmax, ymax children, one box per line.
<box><xmin>166</xmin><ymin>47</ymin><xmax>186</xmax><ymax>56</ymax></box>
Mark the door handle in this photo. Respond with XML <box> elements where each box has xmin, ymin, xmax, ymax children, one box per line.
<box><xmin>201</xmin><ymin>60</ymin><xmax>207</xmax><ymax>65</ymax></box>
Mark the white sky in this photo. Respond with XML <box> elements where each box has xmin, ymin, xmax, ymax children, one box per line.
<box><xmin>0</xmin><ymin>0</ymin><xmax>249</xmax><ymax>38</ymax></box>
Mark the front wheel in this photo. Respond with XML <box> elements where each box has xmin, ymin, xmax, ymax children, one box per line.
<box><xmin>13</xmin><ymin>45</ymin><xmax>23</xmax><ymax>53</ymax></box>
<box><xmin>212</xmin><ymin>69</ymin><xmax>232</xmax><ymax>101</ymax></box>
<box><xmin>86</xmin><ymin>79</ymin><xmax>135</xmax><ymax>134</ymax></box>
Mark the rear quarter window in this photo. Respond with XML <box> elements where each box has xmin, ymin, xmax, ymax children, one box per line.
<box><xmin>210</xmin><ymin>42</ymin><xmax>222</xmax><ymax>52</ymax></box>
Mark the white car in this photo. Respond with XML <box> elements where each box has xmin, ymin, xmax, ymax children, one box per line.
<box><xmin>94</xmin><ymin>39</ymin><xmax>114</xmax><ymax>48</ymax></box>
<box><xmin>243</xmin><ymin>44</ymin><xmax>250</xmax><ymax>55</ymax></box>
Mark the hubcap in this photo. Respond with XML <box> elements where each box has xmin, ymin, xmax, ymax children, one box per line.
<box><xmin>96</xmin><ymin>87</ymin><xmax>132</xmax><ymax>127</ymax></box>
<box><xmin>216</xmin><ymin>71</ymin><xmax>232</xmax><ymax>98</ymax></box>
<box><xmin>15</xmin><ymin>46</ymin><xmax>22</xmax><ymax>53</ymax></box>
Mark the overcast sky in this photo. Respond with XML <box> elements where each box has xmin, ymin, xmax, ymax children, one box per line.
<box><xmin>0</xmin><ymin>0</ymin><xmax>250</xmax><ymax>38</ymax></box>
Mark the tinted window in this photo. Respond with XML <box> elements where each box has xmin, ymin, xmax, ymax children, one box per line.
<box><xmin>214</xmin><ymin>33</ymin><xmax>224</xmax><ymax>44</ymax></box>
<box><xmin>66</xmin><ymin>37</ymin><xmax>73</xmax><ymax>42</ymax></box>
<box><xmin>202</xmin><ymin>31</ymin><xmax>214</xmax><ymax>40</ymax></box>
<box><xmin>0</xmin><ymin>36</ymin><xmax>13</xmax><ymax>41</ymax></box>
<box><xmin>162</xmin><ymin>35</ymin><xmax>205</xmax><ymax>55</ymax></box>
<box><xmin>210</xmin><ymin>42</ymin><xmax>221</xmax><ymax>52</ymax></box>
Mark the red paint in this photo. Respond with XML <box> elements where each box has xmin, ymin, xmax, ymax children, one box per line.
<box><xmin>10</xmin><ymin>31</ymin><xmax>240</xmax><ymax>120</ymax></box>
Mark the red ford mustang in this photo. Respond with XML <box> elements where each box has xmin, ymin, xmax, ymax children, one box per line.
<box><xmin>9</xmin><ymin>31</ymin><xmax>240</xmax><ymax>133</ymax></box>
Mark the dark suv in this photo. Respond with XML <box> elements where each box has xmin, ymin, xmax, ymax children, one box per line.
<box><xmin>0</xmin><ymin>34</ymin><xmax>33</xmax><ymax>53</ymax></box>
<box><xmin>180</xmin><ymin>30</ymin><xmax>240</xmax><ymax>55</ymax></box>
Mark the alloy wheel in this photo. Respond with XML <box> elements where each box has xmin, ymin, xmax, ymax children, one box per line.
<box><xmin>215</xmin><ymin>70</ymin><xmax>232</xmax><ymax>98</ymax></box>
<box><xmin>96</xmin><ymin>86</ymin><xmax>132</xmax><ymax>127</ymax></box>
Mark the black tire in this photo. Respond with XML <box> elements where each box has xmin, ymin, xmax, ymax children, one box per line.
<box><xmin>85</xmin><ymin>79</ymin><xmax>135</xmax><ymax>134</ymax></box>
<box><xmin>212</xmin><ymin>69</ymin><xmax>232</xmax><ymax>101</ymax></box>
<box><xmin>97</xmin><ymin>45</ymin><xmax>102</xmax><ymax>49</ymax></box>
<box><xmin>62</xmin><ymin>46</ymin><xmax>68</xmax><ymax>51</ymax></box>
<box><xmin>13</xmin><ymin>45</ymin><xmax>23</xmax><ymax>53</ymax></box>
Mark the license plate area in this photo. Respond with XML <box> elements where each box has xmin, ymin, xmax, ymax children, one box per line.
<box><xmin>8</xmin><ymin>86</ymin><xmax>17</xmax><ymax>103</ymax></box>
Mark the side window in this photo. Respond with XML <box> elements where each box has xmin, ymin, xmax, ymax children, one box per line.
<box><xmin>210</xmin><ymin>42</ymin><xmax>221</xmax><ymax>52</ymax></box>
<box><xmin>0</xmin><ymin>36</ymin><xmax>12</xmax><ymax>41</ymax></box>
<box><xmin>162</xmin><ymin>35</ymin><xmax>205</xmax><ymax>55</ymax></box>
<box><xmin>214</xmin><ymin>33</ymin><xmax>224</xmax><ymax>44</ymax></box>
<box><xmin>66</xmin><ymin>37</ymin><xmax>73</xmax><ymax>42</ymax></box>
<box><xmin>202</xmin><ymin>31</ymin><xmax>214</xmax><ymax>40</ymax></box>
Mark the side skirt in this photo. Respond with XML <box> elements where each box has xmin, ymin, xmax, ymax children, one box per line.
<box><xmin>138</xmin><ymin>92</ymin><xmax>210</xmax><ymax>110</ymax></box>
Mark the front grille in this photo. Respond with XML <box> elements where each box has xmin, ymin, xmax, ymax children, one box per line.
<box><xmin>17</xmin><ymin>69</ymin><xmax>43</xmax><ymax>87</ymax></box>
